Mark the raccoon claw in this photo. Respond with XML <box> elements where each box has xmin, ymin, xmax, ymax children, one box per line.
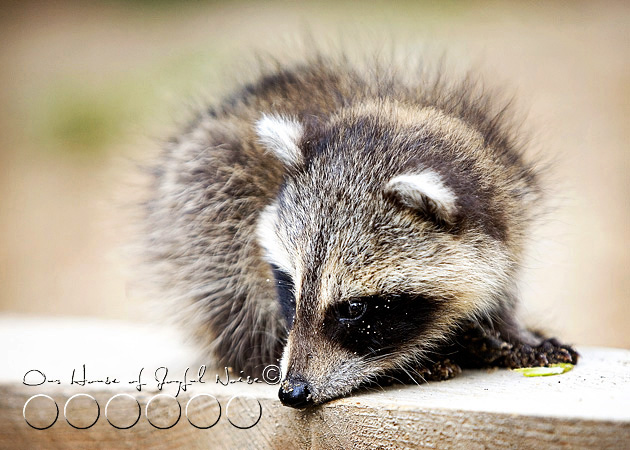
<box><xmin>536</xmin><ymin>338</ymin><xmax>579</xmax><ymax>365</ymax></box>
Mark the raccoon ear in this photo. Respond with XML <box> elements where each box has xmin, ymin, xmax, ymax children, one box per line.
<box><xmin>255</xmin><ymin>114</ymin><xmax>304</xmax><ymax>166</ymax></box>
<box><xmin>385</xmin><ymin>171</ymin><xmax>457</xmax><ymax>224</ymax></box>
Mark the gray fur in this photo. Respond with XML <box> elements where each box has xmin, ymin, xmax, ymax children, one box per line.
<box><xmin>141</xmin><ymin>54</ymin><xmax>575</xmax><ymax>406</ymax></box>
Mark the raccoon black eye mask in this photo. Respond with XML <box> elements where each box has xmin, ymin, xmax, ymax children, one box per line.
<box><xmin>142</xmin><ymin>54</ymin><xmax>578</xmax><ymax>408</ymax></box>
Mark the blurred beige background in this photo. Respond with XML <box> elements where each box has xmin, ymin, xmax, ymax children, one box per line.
<box><xmin>0</xmin><ymin>1</ymin><xmax>628</xmax><ymax>348</ymax></box>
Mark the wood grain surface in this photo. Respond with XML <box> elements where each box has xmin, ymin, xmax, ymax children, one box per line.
<box><xmin>1</xmin><ymin>317</ymin><xmax>628</xmax><ymax>449</ymax></box>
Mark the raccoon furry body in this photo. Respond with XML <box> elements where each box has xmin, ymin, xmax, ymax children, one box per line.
<box><xmin>142</xmin><ymin>54</ymin><xmax>578</xmax><ymax>407</ymax></box>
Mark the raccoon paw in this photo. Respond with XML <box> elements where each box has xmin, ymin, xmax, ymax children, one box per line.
<box><xmin>451</xmin><ymin>321</ymin><xmax>515</xmax><ymax>366</ymax></box>
<box><xmin>376</xmin><ymin>358</ymin><xmax>462</xmax><ymax>386</ymax></box>
<box><xmin>415</xmin><ymin>358</ymin><xmax>463</xmax><ymax>382</ymax></box>
<box><xmin>501</xmin><ymin>338</ymin><xmax>579</xmax><ymax>368</ymax></box>
<box><xmin>449</xmin><ymin>321</ymin><xmax>579</xmax><ymax>369</ymax></box>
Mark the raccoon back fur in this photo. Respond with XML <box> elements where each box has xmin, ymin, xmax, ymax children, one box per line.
<box><xmin>142</xmin><ymin>53</ymin><xmax>578</xmax><ymax>407</ymax></box>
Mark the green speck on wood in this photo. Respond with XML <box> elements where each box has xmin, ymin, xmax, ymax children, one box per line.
<box><xmin>513</xmin><ymin>363</ymin><xmax>574</xmax><ymax>377</ymax></box>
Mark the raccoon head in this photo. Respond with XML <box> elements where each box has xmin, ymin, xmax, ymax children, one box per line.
<box><xmin>255</xmin><ymin>104</ymin><xmax>516</xmax><ymax>407</ymax></box>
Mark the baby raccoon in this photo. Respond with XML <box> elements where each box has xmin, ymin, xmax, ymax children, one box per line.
<box><xmin>142</xmin><ymin>54</ymin><xmax>578</xmax><ymax>408</ymax></box>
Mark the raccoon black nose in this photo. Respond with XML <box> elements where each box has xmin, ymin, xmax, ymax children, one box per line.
<box><xmin>278</xmin><ymin>378</ymin><xmax>312</xmax><ymax>408</ymax></box>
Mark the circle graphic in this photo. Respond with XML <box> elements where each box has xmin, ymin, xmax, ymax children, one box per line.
<box><xmin>105</xmin><ymin>394</ymin><xmax>141</xmax><ymax>429</ymax></box>
<box><xmin>64</xmin><ymin>394</ymin><xmax>100</xmax><ymax>429</ymax></box>
<box><xmin>23</xmin><ymin>394</ymin><xmax>59</xmax><ymax>430</ymax></box>
<box><xmin>146</xmin><ymin>394</ymin><xmax>181</xmax><ymax>429</ymax></box>
<box><xmin>226</xmin><ymin>395</ymin><xmax>262</xmax><ymax>429</ymax></box>
<box><xmin>185</xmin><ymin>394</ymin><xmax>221</xmax><ymax>429</ymax></box>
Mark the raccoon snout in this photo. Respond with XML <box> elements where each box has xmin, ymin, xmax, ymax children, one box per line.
<box><xmin>278</xmin><ymin>377</ymin><xmax>312</xmax><ymax>408</ymax></box>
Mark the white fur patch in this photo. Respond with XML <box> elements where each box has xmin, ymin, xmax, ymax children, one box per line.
<box><xmin>255</xmin><ymin>114</ymin><xmax>303</xmax><ymax>166</ymax></box>
<box><xmin>256</xmin><ymin>202</ymin><xmax>294</xmax><ymax>274</ymax></box>
<box><xmin>279</xmin><ymin>343</ymin><xmax>290</xmax><ymax>382</ymax></box>
<box><xmin>386</xmin><ymin>170</ymin><xmax>457</xmax><ymax>221</ymax></box>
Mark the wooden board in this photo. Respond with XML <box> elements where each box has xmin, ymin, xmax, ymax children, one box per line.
<box><xmin>1</xmin><ymin>316</ymin><xmax>629</xmax><ymax>449</ymax></box>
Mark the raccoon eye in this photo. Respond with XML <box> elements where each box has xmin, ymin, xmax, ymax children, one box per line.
<box><xmin>338</xmin><ymin>299</ymin><xmax>367</xmax><ymax>321</ymax></box>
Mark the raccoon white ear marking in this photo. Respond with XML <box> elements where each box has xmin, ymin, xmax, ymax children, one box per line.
<box><xmin>255</xmin><ymin>114</ymin><xmax>304</xmax><ymax>166</ymax></box>
<box><xmin>386</xmin><ymin>170</ymin><xmax>457</xmax><ymax>224</ymax></box>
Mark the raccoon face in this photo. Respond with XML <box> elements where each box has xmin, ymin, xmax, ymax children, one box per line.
<box><xmin>255</xmin><ymin>107</ymin><xmax>512</xmax><ymax>407</ymax></box>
